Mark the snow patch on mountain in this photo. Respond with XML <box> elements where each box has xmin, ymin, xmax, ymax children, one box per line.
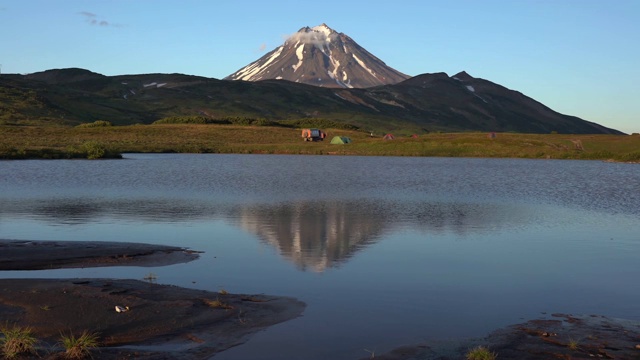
<box><xmin>313</xmin><ymin>24</ymin><xmax>332</xmax><ymax>38</ymax></box>
<box><xmin>293</xmin><ymin>44</ymin><xmax>305</xmax><ymax>72</ymax></box>
<box><xmin>143</xmin><ymin>82</ymin><xmax>167</xmax><ymax>89</ymax></box>
<box><xmin>353</xmin><ymin>54</ymin><xmax>376</xmax><ymax>78</ymax></box>
<box><xmin>334</xmin><ymin>92</ymin><xmax>347</xmax><ymax>101</ymax></box>
<box><xmin>474</xmin><ymin>93</ymin><xmax>488</xmax><ymax>103</ymax></box>
<box><xmin>236</xmin><ymin>46</ymin><xmax>284</xmax><ymax>81</ymax></box>
<box><xmin>466</xmin><ymin>85</ymin><xmax>475</xmax><ymax>92</ymax></box>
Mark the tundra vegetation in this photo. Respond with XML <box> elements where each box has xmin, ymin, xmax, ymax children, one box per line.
<box><xmin>202</xmin><ymin>297</ymin><xmax>235</xmax><ymax>310</ymax></box>
<box><xmin>0</xmin><ymin>323</ymin><xmax>38</xmax><ymax>359</ymax></box>
<box><xmin>1</xmin><ymin>119</ymin><xmax>638</xmax><ymax>161</ymax></box>
<box><xmin>0</xmin><ymin>323</ymin><xmax>100</xmax><ymax>359</ymax></box>
<box><xmin>59</xmin><ymin>330</ymin><xmax>100</xmax><ymax>359</ymax></box>
<box><xmin>466</xmin><ymin>346</ymin><xmax>498</xmax><ymax>360</ymax></box>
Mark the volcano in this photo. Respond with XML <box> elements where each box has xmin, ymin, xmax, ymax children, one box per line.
<box><xmin>225</xmin><ymin>24</ymin><xmax>409</xmax><ymax>88</ymax></box>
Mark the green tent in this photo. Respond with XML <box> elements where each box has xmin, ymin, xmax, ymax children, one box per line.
<box><xmin>330</xmin><ymin>136</ymin><xmax>351</xmax><ymax>144</ymax></box>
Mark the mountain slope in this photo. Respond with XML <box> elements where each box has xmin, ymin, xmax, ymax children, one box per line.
<box><xmin>368</xmin><ymin>71</ymin><xmax>619</xmax><ymax>134</ymax></box>
<box><xmin>0</xmin><ymin>68</ymin><xmax>623</xmax><ymax>134</ymax></box>
<box><xmin>225</xmin><ymin>24</ymin><xmax>409</xmax><ymax>88</ymax></box>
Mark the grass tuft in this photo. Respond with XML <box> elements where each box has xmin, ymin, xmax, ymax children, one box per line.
<box><xmin>76</xmin><ymin>120</ymin><xmax>113</xmax><ymax>128</ymax></box>
<box><xmin>203</xmin><ymin>297</ymin><xmax>234</xmax><ymax>310</ymax></box>
<box><xmin>143</xmin><ymin>272</ymin><xmax>157</xmax><ymax>283</ymax></box>
<box><xmin>59</xmin><ymin>330</ymin><xmax>100</xmax><ymax>359</ymax></box>
<box><xmin>567</xmin><ymin>338</ymin><xmax>579</xmax><ymax>350</ymax></box>
<box><xmin>466</xmin><ymin>345</ymin><xmax>498</xmax><ymax>360</ymax></box>
<box><xmin>0</xmin><ymin>323</ymin><xmax>38</xmax><ymax>359</ymax></box>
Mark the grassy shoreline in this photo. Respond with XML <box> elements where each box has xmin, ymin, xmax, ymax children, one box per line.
<box><xmin>1</xmin><ymin>124</ymin><xmax>639</xmax><ymax>161</ymax></box>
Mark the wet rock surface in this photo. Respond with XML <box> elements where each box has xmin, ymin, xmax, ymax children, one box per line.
<box><xmin>0</xmin><ymin>240</ymin><xmax>305</xmax><ymax>359</ymax></box>
<box><xmin>365</xmin><ymin>313</ymin><xmax>640</xmax><ymax>360</ymax></box>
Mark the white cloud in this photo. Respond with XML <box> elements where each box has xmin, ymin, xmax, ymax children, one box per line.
<box><xmin>78</xmin><ymin>11</ymin><xmax>116</xmax><ymax>27</ymax></box>
<box><xmin>284</xmin><ymin>29</ymin><xmax>337</xmax><ymax>47</ymax></box>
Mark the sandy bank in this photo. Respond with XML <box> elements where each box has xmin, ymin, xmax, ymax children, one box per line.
<box><xmin>0</xmin><ymin>239</ymin><xmax>200</xmax><ymax>270</ymax></box>
<box><xmin>362</xmin><ymin>313</ymin><xmax>640</xmax><ymax>359</ymax></box>
<box><xmin>0</xmin><ymin>240</ymin><xmax>306</xmax><ymax>359</ymax></box>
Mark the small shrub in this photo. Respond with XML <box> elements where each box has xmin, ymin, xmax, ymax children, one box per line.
<box><xmin>620</xmin><ymin>151</ymin><xmax>640</xmax><ymax>162</ymax></box>
<box><xmin>252</xmin><ymin>118</ymin><xmax>277</xmax><ymax>126</ymax></box>
<box><xmin>280</xmin><ymin>118</ymin><xmax>360</xmax><ymax>130</ymax></box>
<box><xmin>203</xmin><ymin>298</ymin><xmax>234</xmax><ymax>310</ymax></box>
<box><xmin>466</xmin><ymin>345</ymin><xmax>497</xmax><ymax>360</ymax></box>
<box><xmin>567</xmin><ymin>338</ymin><xmax>579</xmax><ymax>350</ymax></box>
<box><xmin>76</xmin><ymin>120</ymin><xmax>112</xmax><ymax>128</ymax></box>
<box><xmin>80</xmin><ymin>141</ymin><xmax>106</xmax><ymax>159</ymax></box>
<box><xmin>153</xmin><ymin>116</ymin><xmax>212</xmax><ymax>124</ymax></box>
<box><xmin>0</xmin><ymin>324</ymin><xmax>38</xmax><ymax>359</ymax></box>
<box><xmin>59</xmin><ymin>330</ymin><xmax>100</xmax><ymax>359</ymax></box>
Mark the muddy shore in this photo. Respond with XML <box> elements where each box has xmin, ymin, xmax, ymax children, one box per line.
<box><xmin>1</xmin><ymin>240</ymin><xmax>638</xmax><ymax>359</ymax></box>
<box><xmin>363</xmin><ymin>315</ymin><xmax>640</xmax><ymax>360</ymax></box>
<box><xmin>0</xmin><ymin>240</ymin><xmax>305</xmax><ymax>359</ymax></box>
<box><xmin>0</xmin><ymin>239</ymin><xmax>202</xmax><ymax>270</ymax></box>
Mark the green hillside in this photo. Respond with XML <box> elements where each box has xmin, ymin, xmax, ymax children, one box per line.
<box><xmin>0</xmin><ymin>68</ymin><xmax>624</xmax><ymax>135</ymax></box>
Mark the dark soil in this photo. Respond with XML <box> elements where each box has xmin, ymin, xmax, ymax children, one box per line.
<box><xmin>0</xmin><ymin>240</ymin><xmax>200</xmax><ymax>270</ymax></box>
<box><xmin>0</xmin><ymin>240</ymin><xmax>306</xmax><ymax>359</ymax></box>
<box><xmin>363</xmin><ymin>314</ymin><xmax>640</xmax><ymax>360</ymax></box>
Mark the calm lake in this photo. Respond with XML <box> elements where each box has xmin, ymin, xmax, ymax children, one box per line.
<box><xmin>1</xmin><ymin>154</ymin><xmax>639</xmax><ymax>359</ymax></box>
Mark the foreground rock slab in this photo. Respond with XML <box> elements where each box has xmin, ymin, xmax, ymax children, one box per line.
<box><xmin>364</xmin><ymin>314</ymin><xmax>640</xmax><ymax>360</ymax></box>
<box><xmin>0</xmin><ymin>278</ymin><xmax>306</xmax><ymax>359</ymax></box>
<box><xmin>0</xmin><ymin>239</ymin><xmax>200</xmax><ymax>270</ymax></box>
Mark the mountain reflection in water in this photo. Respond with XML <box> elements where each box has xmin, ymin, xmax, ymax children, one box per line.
<box><xmin>233</xmin><ymin>201</ymin><xmax>385</xmax><ymax>272</ymax></box>
<box><xmin>3</xmin><ymin>197</ymin><xmax>540</xmax><ymax>272</ymax></box>
<box><xmin>231</xmin><ymin>200</ymin><xmax>539</xmax><ymax>271</ymax></box>
<box><xmin>2</xmin><ymin>154</ymin><xmax>639</xmax><ymax>360</ymax></box>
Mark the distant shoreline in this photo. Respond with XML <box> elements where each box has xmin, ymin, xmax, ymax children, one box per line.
<box><xmin>1</xmin><ymin>124</ymin><xmax>639</xmax><ymax>162</ymax></box>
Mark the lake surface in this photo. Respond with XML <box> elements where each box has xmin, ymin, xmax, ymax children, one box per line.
<box><xmin>1</xmin><ymin>154</ymin><xmax>639</xmax><ymax>359</ymax></box>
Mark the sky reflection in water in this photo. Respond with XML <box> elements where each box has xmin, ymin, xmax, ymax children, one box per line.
<box><xmin>1</xmin><ymin>154</ymin><xmax>638</xmax><ymax>360</ymax></box>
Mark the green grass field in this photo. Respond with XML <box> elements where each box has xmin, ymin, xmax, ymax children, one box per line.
<box><xmin>1</xmin><ymin>124</ymin><xmax>639</xmax><ymax>161</ymax></box>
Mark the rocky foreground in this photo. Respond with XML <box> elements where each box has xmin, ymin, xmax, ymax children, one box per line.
<box><xmin>0</xmin><ymin>240</ymin><xmax>305</xmax><ymax>359</ymax></box>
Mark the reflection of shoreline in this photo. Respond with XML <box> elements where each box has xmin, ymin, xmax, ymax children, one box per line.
<box><xmin>233</xmin><ymin>201</ymin><xmax>543</xmax><ymax>272</ymax></box>
<box><xmin>235</xmin><ymin>202</ymin><xmax>386</xmax><ymax>272</ymax></box>
<box><xmin>3</xmin><ymin>197</ymin><xmax>543</xmax><ymax>272</ymax></box>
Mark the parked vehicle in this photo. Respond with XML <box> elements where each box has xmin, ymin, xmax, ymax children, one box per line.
<box><xmin>301</xmin><ymin>128</ymin><xmax>326</xmax><ymax>141</ymax></box>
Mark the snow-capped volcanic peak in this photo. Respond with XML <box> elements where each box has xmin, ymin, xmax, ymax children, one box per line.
<box><xmin>287</xmin><ymin>24</ymin><xmax>336</xmax><ymax>47</ymax></box>
<box><xmin>225</xmin><ymin>24</ymin><xmax>409</xmax><ymax>88</ymax></box>
<box><xmin>313</xmin><ymin>23</ymin><xmax>333</xmax><ymax>37</ymax></box>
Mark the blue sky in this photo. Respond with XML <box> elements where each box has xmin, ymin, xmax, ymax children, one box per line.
<box><xmin>1</xmin><ymin>0</ymin><xmax>638</xmax><ymax>133</ymax></box>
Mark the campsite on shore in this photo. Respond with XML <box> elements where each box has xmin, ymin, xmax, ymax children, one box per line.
<box><xmin>1</xmin><ymin>123</ymin><xmax>639</xmax><ymax>162</ymax></box>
